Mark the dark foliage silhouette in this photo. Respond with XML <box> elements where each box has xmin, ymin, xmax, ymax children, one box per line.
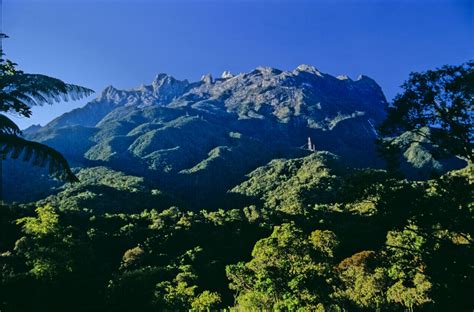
<box><xmin>379</xmin><ymin>61</ymin><xmax>473</xmax><ymax>163</ymax></box>
<box><xmin>0</xmin><ymin>35</ymin><xmax>93</xmax><ymax>182</ymax></box>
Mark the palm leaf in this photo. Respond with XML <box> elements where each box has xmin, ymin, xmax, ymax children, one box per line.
<box><xmin>0</xmin><ymin>73</ymin><xmax>94</xmax><ymax>117</ymax></box>
<box><xmin>0</xmin><ymin>133</ymin><xmax>78</xmax><ymax>182</ymax></box>
<box><xmin>0</xmin><ymin>113</ymin><xmax>21</xmax><ymax>135</ymax></box>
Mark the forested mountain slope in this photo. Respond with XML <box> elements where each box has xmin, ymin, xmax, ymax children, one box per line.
<box><xmin>3</xmin><ymin>65</ymin><xmax>463</xmax><ymax>205</ymax></box>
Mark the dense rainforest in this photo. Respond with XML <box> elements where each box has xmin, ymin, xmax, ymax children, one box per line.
<box><xmin>1</xmin><ymin>57</ymin><xmax>472</xmax><ymax>311</ymax></box>
<box><xmin>1</xmin><ymin>158</ymin><xmax>472</xmax><ymax>311</ymax></box>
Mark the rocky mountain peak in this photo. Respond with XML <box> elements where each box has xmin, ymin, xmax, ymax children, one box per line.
<box><xmin>151</xmin><ymin>74</ymin><xmax>189</xmax><ymax>102</ymax></box>
<box><xmin>98</xmin><ymin>85</ymin><xmax>120</xmax><ymax>101</ymax></box>
<box><xmin>356</xmin><ymin>74</ymin><xmax>377</xmax><ymax>84</ymax></box>
<box><xmin>152</xmin><ymin>74</ymin><xmax>187</xmax><ymax>89</ymax></box>
<box><xmin>294</xmin><ymin>64</ymin><xmax>323</xmax><ymax>77</ymax></box>
<box><xmin>22</xmin><ymin>124</ymin><xmax>43</xmax><ymax>134</ymax></box>
<box><xmin>354</xmin><ymin>75</ymin><xmax>385</xmax><ymax>93</ymax></box>
<box><xmin>221</xmin><ymin>71</ymin><xmax>234</xmax><ymax>79</ymax></box>
<box><xmin>253</xmin><ymin>66</ymin><xmax>282</xmax><ymax>76</ymax></box>
<box><xmin>336</xmin><ymin>75</ymin><xmax>352</xmax><ymax>81</ymax></box>
<box><xmin>200</xmin><ymin>74</ymin><xmax>214</xmax><ymax>84</ymax></box>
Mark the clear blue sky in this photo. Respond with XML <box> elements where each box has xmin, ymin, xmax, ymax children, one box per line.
<box><xmin>2</xmin><ymin>0</ymin><xmax>473</xmax><ymax>129</ymax></box>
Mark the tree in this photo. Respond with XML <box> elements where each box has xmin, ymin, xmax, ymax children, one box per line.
<box><xmin>14</xmin><ymin>205</ymin><xmax>88</xmax><ymax>280</ymax></box>
<box><xmin>190</xmin><ymin>291</ymin><xmax>222</xmax><ymax>311</ymax></box>
<box><xmin>385</xmin><ymin>225</ymin><xmax>433</xmax><ymax>312</ymax></box>
<box><xmin>226</xmin><ymin>223</ymin><xmax>339</xmax><ymax>310</ymax></box>
<box><xmin>334</xmin><ymin>251</ymin><xmax>387</xmax><ymax>310</ymax></box>
<box><xmin>379</xmin><ymin>61</ymin><xmax>473</xmax><ymax>163</ymax></box>
<box><xmin>0</xmin><ymin>34</ymin><xmax>93</xmax><ymax>183</ymax></box>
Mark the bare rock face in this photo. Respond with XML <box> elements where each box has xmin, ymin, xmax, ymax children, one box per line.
<box><xmin>200</xmin><ymin>74</ymin><xmax>213</xmax><ymax>84</ymax></box>
<box><xmin>294</xmin><ymin>64</ymin><xmax>323</xmax><ymax>76</ymax></box>
<box><xmin>41</xmin><ymin>64</ymin><xmax>388</xmax><ymax>131</ymax></box>
<box><xmin>221</xmin><ymin>71</ymin><xmax>234</xmax><ymax>79</ymax></box>
<box><xmin>336</xmin><ymin>75</ymin><xmax>351</xmax><ymax>81</ymax></box>
<box><xmin>151</xmin><ymin>73</ymin><xmax>189</xmax><ymax>103</ymax></box>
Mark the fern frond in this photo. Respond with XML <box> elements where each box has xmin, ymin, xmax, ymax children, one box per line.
<box><xmin>0</xmin><ymin>133</ymin><xmax>78</xmax><ymax>182</ymax></box>
<box><xmin>0</xmin><ymin>113</ymin><xmax>21</xmax><ymax>135</ymax></box>
<box><xmin>0</xmin><ymin>73</ymin><xmax>94</xmax><ymax>117</ymax></box>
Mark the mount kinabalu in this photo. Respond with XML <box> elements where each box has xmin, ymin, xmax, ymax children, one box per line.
<box><xmin>7</xmin><ymin>64</ymin><xmax>455</xmax><ymax>207</ymax></box>
<box><xmin>29</xmin><ymin>64</ymin><xmax>386</xmax><ymax>155</ymax></box>
<box><xmin>33</xmin><ymin>64</ymin><xmax>386</xmax><ymax>131</ymax></box>
<box><xmin>6</xmin><ymin>64</ymin><xmax>386</xmax><ymax>206</ymax></box>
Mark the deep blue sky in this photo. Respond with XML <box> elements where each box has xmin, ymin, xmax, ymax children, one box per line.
<box><xmin>2</xmin><ymin>0</ymin><xmax>473</xmax><ymax>129</ymax></box>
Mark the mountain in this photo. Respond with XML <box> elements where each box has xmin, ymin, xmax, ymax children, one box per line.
<box><xmin>30</xmin><ymin>64</ymin><xmax>387</xmax><ymax>136</ymax></box>
<box><xmin>4</xmin><ymin>64</ymin><xmax>461</xmax><ymax>207</ymax></box>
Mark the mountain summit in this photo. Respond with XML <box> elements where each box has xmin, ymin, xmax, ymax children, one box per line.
<box><xmin>38</xmin><ymin>64</ymin><xmax>386</xmax><ymax>131</ymax></box>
